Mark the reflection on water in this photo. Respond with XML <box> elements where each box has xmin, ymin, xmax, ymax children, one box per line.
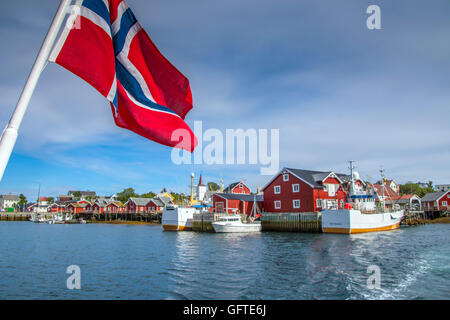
<box><xmin>0</xmin><ymin>222</ymin><xmax>448</xmax><ymax>299</ymax></box>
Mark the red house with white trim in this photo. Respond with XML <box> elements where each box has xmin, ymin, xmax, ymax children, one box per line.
<box><xmin>421</xmin><ymin>191</ymin><xmax>450</xmax><ymax>211</ymax></box>
<box><xmin>263</xmin><ymin>168</ymin><xmax>347</xmax><ymax>213</ymax></box>
<box><xmin>213</xmin><ymin>193</ymin><xmax>263</xmax><ymax>215</ymax></box>
<box><xmin>105</xmin><ymin>201</ymin><xmax>126</xmax><ymax>213</ymax></box>
<box><xmin>223</xmin><ymin>181</ymin><xmax>251</xmax><ymax>194</ymax></box>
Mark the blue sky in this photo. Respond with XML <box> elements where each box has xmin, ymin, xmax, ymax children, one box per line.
<box><xmin>1</xmin><ymin>0</ymin><xmax>449</xmax><ymax>200</ymax></box>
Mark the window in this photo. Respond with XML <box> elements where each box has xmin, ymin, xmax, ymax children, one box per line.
<box><xmin>316</xmin><ymin>199</ymin><xmax>322</xmax><ymax>208</ymax></box>
<box><xmin>323</xmin><ymin>184</ymin><xmax>328</xmax><ymax>191</ymax></box>
<box><xmin>443</xmin><ymin>201</ymin><xmax>448</xmax><ymax>207</ymax></box>
<box><xmin>292</xmin><ymin>184</ymin><xmax>300</xmax><ymax>193</ymax></box>
<box><xmin>274</xmin><ymin>185</ymin><xmax>281</xmax><ymax>194</ymax></box>
<box><xmin>274</xmin><ymin>201</ymin><xmax>281</xmax><ymax>209</ymax></box>
<box><xmin>293</xmin><ymin>200</ymin><xmax>300</xmax><ymax>209</ymax></box>
<box><xmin>283</xmin><ymin>173</ymin><xmax>289</xmax><ymax>181</ymax></box>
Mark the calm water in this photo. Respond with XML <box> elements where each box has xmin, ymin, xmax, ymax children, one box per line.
<box><xmin>0</xmin><ymin>221</ymin><xmax>448</xmax><ymax>300</ymax></box>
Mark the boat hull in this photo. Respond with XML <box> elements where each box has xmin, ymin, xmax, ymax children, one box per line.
<box><xmin>212</xmin><ymin>222</ymin><xmax>262</xmax><ymax>233</ymax></box>
<box><xmin>162</xmin><ymin>207</ymin><xmax>195</xmax><ymax>231</ymax></box>
<box><xmin>322</xmin><ymin>209</ymin><xmax>404</xmax><ymax>234</ymax></box>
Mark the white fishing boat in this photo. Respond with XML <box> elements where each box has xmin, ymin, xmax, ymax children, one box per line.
<box><xmin>30</xmin><ymin>213</ymin><xmax>47</xmax><ymax>223</ymax></box>
<box><xmin>212</xmin><ymin>195</ymin><xmax>262</xmax><ymax>233</ymax></box>
<box><xmin>322</xmin><ymin>162</ymin><xmax>404</xmax><ymax>234</ymax></box>
<box><xmin>162</xmin><ymin>205</ymin><xmax>196</xmax><ymax>231</ymax></box>
<box><xmin>212</xmin><ymin>215</ymin><xmax>262</xmax><ymax>233</ymax></box>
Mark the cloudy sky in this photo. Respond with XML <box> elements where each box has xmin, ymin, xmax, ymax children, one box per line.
<box><xmin>0</xmin><ymin>0</ymin><xmax>449</xmax><ymax>200</ymax></box>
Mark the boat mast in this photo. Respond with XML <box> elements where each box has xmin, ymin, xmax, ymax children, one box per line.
<box><xmin>380</xmin><ymin>168</ymin><xmax>386</xmax><ymax>211</ymax></box>
<box><xmin>36</xmin><ymin>180</ymin><xmax>41</xmax><ymax>214</ymax></box>
<box><xmin>348</xmin><ymin>160</ymin><xmax>355</xmax><ymax>199</ymax></box>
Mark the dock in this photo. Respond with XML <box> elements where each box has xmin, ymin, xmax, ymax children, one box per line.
<box><xmin>0</xmin><ymin>212</ymin><xmax>31</xmax><ymax>221</ymax></box>
<box><xmin>262</xmin><ymin>212</ymin><xmax>322</xmax><ymax>233</ymax></box>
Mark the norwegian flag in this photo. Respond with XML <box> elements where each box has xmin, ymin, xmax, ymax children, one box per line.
<box><xmin>49</xmin><ymin>0</ymin><xmax>197</xmax><ymax>152</ymax></box>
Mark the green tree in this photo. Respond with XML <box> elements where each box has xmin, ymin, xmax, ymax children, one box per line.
<box><xmin>73</xmin><ymin>191</ymin><xmax>82</xmax><ymax>200</ymax></box>
<box><xmin>117</xmin><ymin>187</ymin><xmax>138</xmax><ymax>203</ymax></box>
<box><xmin>399</xmin><ymin>183</ymin><xmax>432</xmax><ymax>198</ymax></box>
<box><xmin>208</xmin><ymin>182</ymin><xmax>220</xmax><ymax>191</ymax></box>
<box><xmin>18</xmin><ymin>194</ymin><xmax>27</xmax><ymax>206</ymax></box>
<box><xmin>141</xmin><ymin>191</ymin><xmax>156</xmax><ymax>198</ymax></box>
<box><xmin>161</xmin><ymin>188</ymin><xmax>167</xmax><ymax>193</ymax></box>
<box><xmin>47</xmin><ymin>197</ymin><xmax>54</xmax><ymax>204</ymax></box>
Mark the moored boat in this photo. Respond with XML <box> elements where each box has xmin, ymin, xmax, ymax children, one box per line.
<box><xmin>162</xmin><ymin>206</ymin><xmax>196</xmax><ymax>231</ymax></box>
<box><xmin>322</xmin><ymin>162</ymin><xmax>404</xmax><ymax>234</ymax></box>
<box><xmin>212</xmin><ymin>215</ymin><xmax>262</xmax><ymax>233</ymax></box>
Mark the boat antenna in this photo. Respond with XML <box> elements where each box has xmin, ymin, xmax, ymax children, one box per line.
<box><xmin>380</xmin><ymin>167</ymin><xmax>386</xmax><ymax>211</ymax></box>
<box><xmin>348</xmin><ymin>160</ymin><xmax>355</xmax><ymax>198</ymax></box>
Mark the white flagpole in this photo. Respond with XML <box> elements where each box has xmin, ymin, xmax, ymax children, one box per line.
<box><xmin>0</xmin><ymin>0</ymin><xmax>73</xmax><ymax>182</ymax></box>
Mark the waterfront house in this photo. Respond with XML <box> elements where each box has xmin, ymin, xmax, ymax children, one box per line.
<box><xmin>213</xmin><ymin>193</ymin><xmax>263</xmax><ymax>214</ymax></box>
<box><xmin>67</xmin><ymin>202</ymin><xmax>88</xmax><ymax>214</ymax></box>
<box><xmin>145</xmin><ymin>197</ymin><xmax>169</xmax><ymax>213</ymax></box>
<box><xmin>385</xmin><ymin>194</ymin><xmax>422</xmax><ymax>210</ymax></box>
<box><xmin>104</xmin><ymin>201</ymin><xmax>126</xmax><ymax>213</ymax></box>
<box><xmin>91</xmin><ymin>199</ymin><xmax>109</xmax><ymax>214</ymax></box>
<box><xmin>126</xmin><ymin>197</ymin><xmax>150</xmax><ymax>213</ymax></box>
<box><xmin>0</xmin><ymin>194</ymin><xmax>19</xmax><ymax>211</ymax></box>
<box><xmin>48</xmin><ymin>202</ymin><xmax>66</xmax><ymax>213</ymax></box>
<box><xmin>223</xmin><ymin>181</ymin><xmax>251</xmax><ymax>194</ymax></box>
<box><xmin>421</xmin><ymin>191</ymin><xmax>450</xmax><ymax>212</ymax></box>
<box><xmin>372</xmin><ymin>184</ymin><xmax>400</xmax><ymax>205</ymax></box>
<box><xmin>263</xmin><ymin>168</ymin><xmax>347</xmax><ymax>213</ymax></box>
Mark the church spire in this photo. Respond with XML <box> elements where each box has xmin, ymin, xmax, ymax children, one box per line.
<box><xmin>198</xmin><ymin>174</ymin><xmax>205</xmax><ymax>186</ymax></box>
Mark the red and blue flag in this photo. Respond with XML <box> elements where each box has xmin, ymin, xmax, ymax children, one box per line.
<box><xmin>50</xmin><ymin>0</ymin><xmax>197</xmax><ymax>152</ymax></box>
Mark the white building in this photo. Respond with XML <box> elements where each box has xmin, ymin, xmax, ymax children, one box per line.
<box><xmin>197</xmin><ymin>175</ymin><xmax>207</xmax><ymax>202</ymax></box>
<box><xmin>0</xmin><ymin>195</ymin><xmax>20</xmax><ymax>210</ymax></box>
<box><xmin>435</xmin><ymin>184</ymin><xmax>450</xmax><ymax>192</ymax></box>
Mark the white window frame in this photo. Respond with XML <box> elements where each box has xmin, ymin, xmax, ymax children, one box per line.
<box><xmin>292</xmin><ymin>184</ymin><xmax>300</xmax><ymax>193</ymax></box>
<box><xmin>293</xmin><ymin>200</ymin><xmax>300</xmax><ymax>209</ymax></box>
<box><xmin>443</xmin><ymin>201</ymin><xmax>448</xmax><ymax>207</ymax></box>
<box><xmin>316</xmin><ymin>199</ymin><xmax>322</xmax><ymax>208</ymax></box>
<box><xmin>274</xmin><ymin>185</ymin><xmax>281</xmax><ymax>194</ymax></box>
<box><xmin>283</xmin><ymin>173</ymin><xmax>289</xmax><ymax>181</ymax></box>
<box><xmin>274</xmin><ymin>201</ymin><xmax>281</xmax><ymax>209</ymax></box>
<box><xmin>323</xmin><ymin>184</ymin><xmax>328</xmax><ymax>192</ymax></box>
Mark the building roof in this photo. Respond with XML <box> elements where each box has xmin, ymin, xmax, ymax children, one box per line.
<box><xmin>372</xmin><ymin>184</ymin><xmax>399</xmax><ymax>200</ymax></box>
<box><xmin>128</xmin><ymin>197</ymin><xmax>151</xmax><ymax>206</ymax></box>
<box><xmin>0</xmin><ymin>194</ymin><xmax>19</xmax><ymax>201</ymax></box>
<box><xmin>68</xmin><ymin>190</ymin><xmax>96</xmax><ymax>197</ymax></box>
<box><xmin>421</xmin><ymin>191</ymin><xmax>448</xmax><ymax>202</ymax></box>
<box><xmin>215</xmin><ymin>193</ymin><xmax>263</xmax><ymax>202</ymax></box>
<box><xmin>224</xmin><ymin>181</ymin><xmax>251</xmax><ymax>193</ymax></box>
<box><xmin>284</xmin><ymin>168</ymin><xmax>345</xmax><ymax>188</ymax></box>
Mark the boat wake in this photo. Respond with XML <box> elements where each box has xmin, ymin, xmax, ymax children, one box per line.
<box><xmin>351</xmin><ymin>258</ymin><xmax>431</xmax><ymax>300</ymax></box>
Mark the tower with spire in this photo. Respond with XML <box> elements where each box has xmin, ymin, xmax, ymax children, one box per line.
<box><xmin>197</xmin><ymin>174</ymin><xmax>207</xmax><ymax>202</ymax></box>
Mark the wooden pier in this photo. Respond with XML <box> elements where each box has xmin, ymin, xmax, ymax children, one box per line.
<box><xmin>79</xmin><ymin>212</ymin><xmax>161</xmax><ymax>223</ymax></box>
<box><xmin>262</xmin><ymin>212</ymin><xmax>322</xmax><ymax>233</ymax></box>
<box><xmin>0</xmin><ymin>212</ymin><xmax>31</xmax><ymax>221</ymax></box>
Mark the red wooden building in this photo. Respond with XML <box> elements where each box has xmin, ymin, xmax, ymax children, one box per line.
<box><xmin>105</xmin><ymin>201</ymin><xmax>126</xmax><ymax>213</ymax></box>
<box><xmin>421</xmin><ymin>191</ymin><xmax>450</xmax><ymax>211</ymax></box>
<box><xmin>126</xmin><ymin>198</ymin><xmax>150</xmax><ymax>213</ymax></box>
<box><xmin>67</xmin><ymin>203</ymin><xmax>88</xmax><ymax>214</ymax></box>
<box><xmin>213</xmin><ymin>193</ymin><xmax>263</xmax><ymax>215</ymax></box>
<box><xmin>263</xmin><ymin>168</ymin><xmax>347</xmax><ymax>213</ymax></box>
<box><xmin>223</xmin><ymin>181</ymin><xmax>251</xmax><ymax>194</ymax></box>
